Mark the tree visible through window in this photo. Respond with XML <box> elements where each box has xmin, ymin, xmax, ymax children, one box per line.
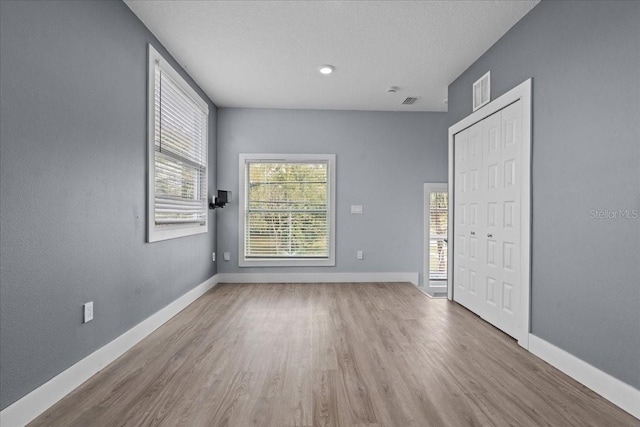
<box><xmin>429</xmin><ymin>192</ymin><xmax>448</xmax><ymax>280</ymax></box>
<box><xmin>239</xmin><ymin>154</ymin><xmax>336</xmax><ymax>266</ymax></box>
<box><xmin>147</xmin><ymin>44</ymin><xmax>209</xmax><ymax>242</ymax></box>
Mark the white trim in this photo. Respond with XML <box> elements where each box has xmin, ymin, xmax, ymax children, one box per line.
<box><xmin>147</xmin><ymin>44</ymin><xmax>209</xmax><ymax>243</ymax></box>
<box><xmin>447</xmin><ymin>78</ymin><xmax>532</xmax><ymax>349</ymax></box>
<box><xmin>0</xmin><ymin>275</ymin><xmax>220</xmax><ymax>427</ymax></box>
<box><xmin>414</xmin><ymin>285</ymin><xmax>447</xmax><ymax>299</ymax></box>
<box><xmin>423</xmin><ymin>183</ymin><xmax>448</xmax><ymax>294</ymax></box>
<box><xmin>238</xmin><ymin>153</ymin><xmax>337</xmax><ymax>267</ymax></box>
<box><xmin>529</xmin><ymin>334</ymin><xmax>640</xmax><ymax>420</ymax></box>
<box><xmin>447</xmin><ymin>128</ymin><xmax>455</xmax><ymax>301</ymax></box>
<box><xmin>217</xmin><ymin>272</ymin><xmax>419</xmax><ymax>286</ymax></box>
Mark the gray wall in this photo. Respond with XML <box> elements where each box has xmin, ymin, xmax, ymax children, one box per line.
<box><xmin>448</xmin><ymin>1</ymin><xmax>640</xmax><ymax>388</ymax></box>
<box><xmin>0</xmin><ymin>0</ymin><xmax>217</xmax><ymax>409</ymax></box>
<box><xmin>216</xmin><ymin>108</ymin><xmax>447</xmax><ymax>276</ymax></box>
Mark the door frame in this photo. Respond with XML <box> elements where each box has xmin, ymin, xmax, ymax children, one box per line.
<box><xmin>447</xmin><ymin>78</ymin><xmax>532</xmax><ymax>349</ymax></box>
<box><xmin>423</xmin><ymin>183</ymin><xmax>448</xmax><ymax>296</ymax></box>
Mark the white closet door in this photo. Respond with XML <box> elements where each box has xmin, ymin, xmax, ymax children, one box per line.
<box><xmin>453</xmin><ymin>128</ymin><xmax>471</xmax><ymax>308</ymax></box>
<box><xmin>454</xmin><ymin>122</ymin><xmax>483</xmax><ymax>313</ymax></box>
<box><xmin>495</xmin><ymin>101</ymin><xmax>522</xmax><ymax>337</ymax></box>
<box><xmin>480</xmin><ymin>110</ymin><xmax>503</xmax><ymax>328</ymax></box>
<box><xmin>453</xmin><ymin>101</ymin><xmax>523</xmax><ymax>339</ymax></box>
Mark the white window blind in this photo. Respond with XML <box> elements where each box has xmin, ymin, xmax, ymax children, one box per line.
<box><xmin>429</xmin><ymin>192</ymin><xmax>448</xmax><ymax>280</ymax></box>
<box><xmin>148</xmin><ymin>45</ymin><xmax>209</xmax><ymax>242</ymax></box>
<box><xmin>239</xmin><ymin>154</ymin><xmax>336</xmax><ymax>267</ymax></box>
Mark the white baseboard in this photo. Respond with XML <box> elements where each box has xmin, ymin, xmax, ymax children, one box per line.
<box><xmin>0</xmin><ymin>274</ymin><xmax>220</xmax><ymax>427</ymax></box>
<box><xmin>216</xmin><ymin>271</ymin><xmax>419</xmax><ymax>286</ymax></box>
<box><xmin>415</xmin><ymin>286</ymin><xmax>447</xmax><ymax>299</ymax></box>
<box><xmin>529</xmin><ymin>334</ymin><xmax>640</xmax><ymax>420</ymax></box>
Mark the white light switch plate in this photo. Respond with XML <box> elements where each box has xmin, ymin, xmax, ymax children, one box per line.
<box><xmin>351</xmin><ymin>205</ymin><xmax>363</xmax><ymax>214</ymax></box>
<box><xmin>223</xmin><ymin>252</ymin><xmax>231</xmax><ymax>261</ymax></box>
<box><xmin>84</xmin><ymin>301</ymin><xmax>93</xmax><ymax>323</ymax></box>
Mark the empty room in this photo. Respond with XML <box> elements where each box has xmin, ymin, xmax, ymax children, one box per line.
<box><xmin>1</xmin><ymin>0</ymin><xmax>639</xmax><ymax>426</ymax></box>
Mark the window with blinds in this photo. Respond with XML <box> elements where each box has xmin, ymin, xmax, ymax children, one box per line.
<box><xmin>429</xmin><ymin>192</ymin><xmax>448</xmax><ymax>280</ymax></box>
<box><xmin>147</xmin><ymin>45</ymin><xmax>209</xmax><ymax>242</ymax></box>
<box><xmin>239</xmin><ymin>154</ymin><xmax>336</xmax><ymax>267</ymax></box>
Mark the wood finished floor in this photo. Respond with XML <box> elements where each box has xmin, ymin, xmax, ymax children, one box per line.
<box><xmin>30</xmin><ymin>282</ymin><xmax>638</xmax><ymax>427</ymax></box>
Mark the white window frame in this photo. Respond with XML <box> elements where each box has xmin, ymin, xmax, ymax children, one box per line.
<box><xmin>147</xmin><ymin>44</ymin><xmax>209</xmax><ymax>242</ymax></box>
<box><xmin>238</xmin><ymin>153</ymin><xmax>336</xmax><ymax>267</ymax></box>
<box><xmin>424</xmin><ymin>183</ymin><xmax>448</xmax><ymax>295</ymax></box>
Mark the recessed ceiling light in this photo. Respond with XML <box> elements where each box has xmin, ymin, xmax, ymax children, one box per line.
<box><xmin>318</xmin><ymin>65</ymin><xmax>334</xmax><ymax>75</ymax></box>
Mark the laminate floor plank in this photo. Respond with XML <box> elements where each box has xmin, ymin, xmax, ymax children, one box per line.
<box><xmin>28</xmin><ymin>282</ymin><xmax>638</xmax><ymax>427</ymax></box>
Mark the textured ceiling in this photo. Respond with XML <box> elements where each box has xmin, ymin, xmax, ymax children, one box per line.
<box><xmin>125</xmin><ymin>0</ymin><xmax>539</xmax><ymax>112</ymax></box>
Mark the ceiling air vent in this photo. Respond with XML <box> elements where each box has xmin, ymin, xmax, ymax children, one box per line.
<box><xmin>402</xmin><ymin>97</ymin><xmax>419</xmax><ymax>105</ymax></box>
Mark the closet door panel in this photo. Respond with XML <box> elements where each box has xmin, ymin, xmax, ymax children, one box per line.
<box><xmin>453</xmin><ymin>101</ymin><xmax>523</xmax><ymax>340</ymax></box>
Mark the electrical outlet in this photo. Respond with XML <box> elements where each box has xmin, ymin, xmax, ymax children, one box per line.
<box><xmin>212</xmin><ymin>252</ymin><xmax>216</xmax><ymax>262</ymax></box>
<box><xmin>223</xmin><ymin>252</ymin><xmax>231</xmax><ymax>261</ymax></box>
<box><xmin>357</xmin><ymin>250</ymin><xmax>363</xmax><ymax>260</ymax></box>
<box><xmin>351</xmin><ymin>205</ymin><xmax>363</xmax><ymax>214</ymax></box>
<box><xmin>84</xmin><ymin>301</ymin><xmax>93</xmax><ymax>323</ymax></box>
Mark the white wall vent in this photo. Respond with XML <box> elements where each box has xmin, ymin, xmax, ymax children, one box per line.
<box><xmin>402</xmin><ymin>97</ymin><xmax>419</xmax><ymax>105</ymax></box>
<box><xmin>472</xmin><ymin>71</ymin><xmax>491</xmax><ymax>111</ymax></box>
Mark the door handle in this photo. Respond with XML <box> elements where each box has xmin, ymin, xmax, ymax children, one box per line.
<box><xmin>470</xmin><ymin>231</ymin><xmax>476</xmax><ymax>235</ymax></box>
<box><xmin>487</xmin><ymin>233</ymin><xmax>493</xmax><ymax>238</ymax></box>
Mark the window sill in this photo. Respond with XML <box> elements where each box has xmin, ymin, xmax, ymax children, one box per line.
<box><xmin>239</xmin><ymin>257</ymin><xmax>335</xmax><ymax>267</ymax></box>
<box><xmin>148</xmin><ymin>223</ymin><xmax>208</xmax><ymax>243</ymax></box>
